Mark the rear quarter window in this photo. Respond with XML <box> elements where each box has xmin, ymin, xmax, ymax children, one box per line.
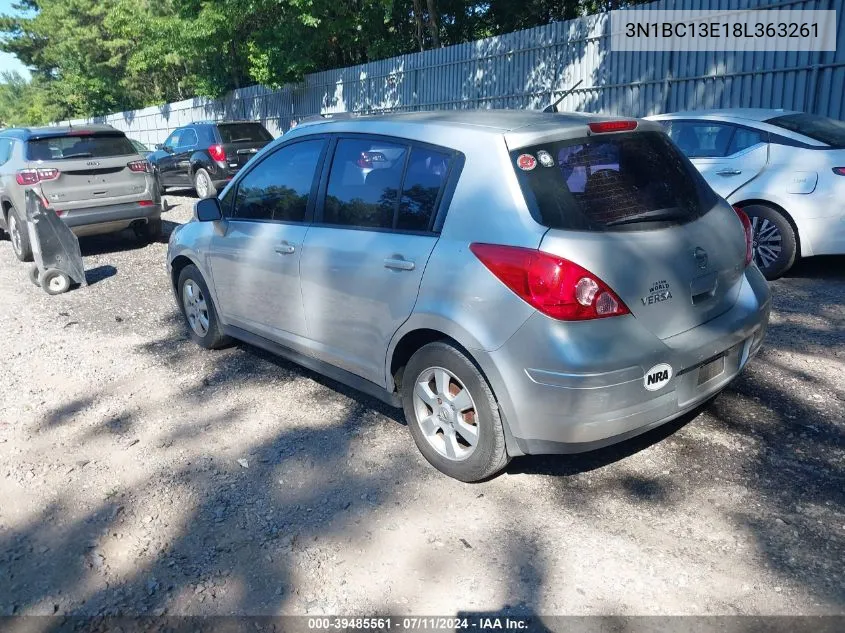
<box><xmin>765</xmin><ymin>113</ymin><xmax>845</xmax><ymax>148</ymax></box>
<box><xmin>512</xmin><ymin>131</ymin><xmax>717</xmax><ymax>231</ymax></box>
<box><xmin>217</xmin><ymin>123</ymin><xmax>272</xmax><ymax>144</ymax></box>
<box><xmin>27</xmin><ymin>133</ymin><xmax>136</xmax><ymax>161</ymax></box>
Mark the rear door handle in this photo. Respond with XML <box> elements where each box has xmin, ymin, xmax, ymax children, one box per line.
<box><xmin>716</xmin><ymin>169</ymin><xmax>742</xmax><ymax>176</ymax></box>
<box><xmin>275</xmin><ymin>242</ymin><xmax>296</xmax><ymax>255</ymax></box>
<box><xmin>384</xmin><ymin>257</ymin><xmax>415</xmax><ymax>271</ymax></box>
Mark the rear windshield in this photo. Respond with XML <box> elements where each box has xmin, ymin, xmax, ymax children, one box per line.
<box><xmin>512</xmin><ymin>131</ymin><xmax>717</xmax><ymax>231</ymax></box>
<box><xmin>27</xmin><ymin>133</ymin><xmax>136</xmax><ymax>161</ymax></box>
<box><xmin>765</xmin><ymin>113</ymin><xmax>845</xmax><ymax>148</ymax></box>
<box><xmin>217</xmin><ymin>123</ymin><xmax>272</xmax><ymax>144</ymax></box>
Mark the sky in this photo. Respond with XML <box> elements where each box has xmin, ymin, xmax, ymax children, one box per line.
<box><xmin>0</xmin><ymin>0</ymin><xmax>32</xmax><ymax>80</ymax></box>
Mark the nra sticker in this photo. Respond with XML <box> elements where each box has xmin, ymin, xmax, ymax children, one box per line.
<box><xmin>537</xmin><ymin>150</ymin><xmax>555</xmax><ymax>167</ymax></box>
<box><xmin>644</xmin><ymin>363</ymin><xmax>673</xmax><ymax>391</ymax></box>
<box><xmin>517</xmin><ymin>153</ymin><xmax>537</xmax><ymax>171</ymax></box>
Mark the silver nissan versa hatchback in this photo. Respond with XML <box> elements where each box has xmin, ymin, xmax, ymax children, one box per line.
<box><xmin>167</xmin><ymin>110</ymin><xmax>771</xmax><ymax>481</ymax></box>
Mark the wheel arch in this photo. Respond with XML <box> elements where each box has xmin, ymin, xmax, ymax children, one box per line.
<box><xmin>386</xmin><ymin>321</ymin><xmax>524</xmax><ymax>458</ymax></box>
<box><xmin>732</xmin><ymin>198</ymin><xmax>804</xmax><ymax>257</ymax></box>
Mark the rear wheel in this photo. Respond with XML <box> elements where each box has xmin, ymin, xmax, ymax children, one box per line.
<box><xmin>177</xmin><ymin>264</ymin><xmax>229</xmax><ymax>349</ymax></box>
<box><xmin>193</xmin><ymin>168</ymin><xmax>217</xmax><ymax>199</ymax></box>
<box><xmin>8</xmin><ymin>206</ymin><xmax>33</xmax><ymax>262</ymax></box>
<box><xmin>401</xmin><ymin>341</ymin><xmax>509</xmax><ymax>482</ymax></box>
<box><xmin>29</xmin><ymin>265</ymin><xmax>40</xmax><ymax>286</ymax></box>
<box><xmin>742</xmin><ymin>203</ymin><xmax>797</xmax><ymax>280</ymax></box>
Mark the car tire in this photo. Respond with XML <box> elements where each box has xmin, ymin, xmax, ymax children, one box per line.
<box><xmin>742</xmin><ymin>204</ymin><xmax>797</xmax><ymax>280</ymax></box>
<box><xmin>29</xmin><ymin>265</ymin><xmax>40</xmax><ymax>286</ymax></box>
<box><xmin>401</xmin><ymin>341</ymin><xmax>510</xmax><ymax>482</ymax></box>
<box><xmin>138</xmin><ymin>217</ymin><xmax>162</xmax><ymax>243</ymax></box>
<box><xmin>8</xmin><ymin>206</ymin><xmax>33</xmax><ymax>262</ymax></box>
<box><xmin>193</xmin><ymin>168</ymin><xmax>217</xmax><ymax>199</ymax></box>
<box><xmin>177</xmin><ymin>264</ymin><xmax>230</xmax><ymax>349</ymax></box>
<box><xmin>40</xmin><ymin>268</ymin><xmax>72</xmax><ymax>295</ymax></box>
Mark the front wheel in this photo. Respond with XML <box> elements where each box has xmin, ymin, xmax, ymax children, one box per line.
<box><xmin>401</xmin><ymin>341</ymin><xmax>510</xmax><ymax>482</ymax></box>
<box><xmin>193</xmin><ymin>168</ymin><xmax>217</xmax><ymax>199</ymax></box>
<box><xmin>742</xmin><ymin>204</ymin><xmax>797</xmax><ymax>280</ymax></box>
<box><xmin>177</xmin><ymin>264</ymin><xmax>230</xmax><ymax>349</ymax></box>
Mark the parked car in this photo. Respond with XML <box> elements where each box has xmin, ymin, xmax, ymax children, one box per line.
<box><xmin>129</xmin><ymin>138</ymin><xmax>153</xmax><ymax>159</ymax></box>
<box><xmin>167</xmin><ymin>110</ymin><xmax>771</xmax><ymax>481</ymax></box>
<box><xmin>0</xmin><ymin>124</ymin><xmax>161</xmax><ymax>262</ymax></box>
<box><xmin>648</xmin><ymin>109</ymin><xmax>845</xmax><ymax>279</ymax></box>
<box><xmin>149</xmin><ymin>120</ymin><xmax>273</xmax><ymax>199</ymax></box>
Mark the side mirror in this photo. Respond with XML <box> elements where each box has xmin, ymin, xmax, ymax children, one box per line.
<box><xmin>195</xmin><ymin>197</ymin><xmax>222</xmax><ymax>222</ymax></box>
<box><xmin>154</xmin><ymin>143</ymin><xmax>163</xmax><ymax>150</ymax></box>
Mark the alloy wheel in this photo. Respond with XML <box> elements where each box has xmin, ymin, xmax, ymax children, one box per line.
<box><xmin>9</xmin><ymin>214</ymin><xmax>22</xmax><ymax>256</ymax></box>
<box><xmin>196</xmin><ymin>171</ymin><xmax>209</xmax><ymax>198</ymax></box>
<box><xmin>751</xmin><ymin>215</ymin><xmax>782</xmax><ymax>270</ymax></box>
<box><xmin>412</xmin><ymin>366</ymin><xmax>479</xmax><ymax>461</ymax></box>
<box><xmin>182</xmin><ymin>279</ymin><xmax>210</xmax><ymax>337</ymax></box>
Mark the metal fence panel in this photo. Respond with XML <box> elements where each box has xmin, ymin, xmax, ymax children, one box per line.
<box><xmin>68</xmin><ymin>0</ymin><xmax>845</xmax><ymax>144</ymax></box>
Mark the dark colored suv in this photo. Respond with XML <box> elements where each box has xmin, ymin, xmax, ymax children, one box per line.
<box><xmin>149</xmin><ymin>121</ymin><xmax>273</xmax><ymax>198</ymax></box>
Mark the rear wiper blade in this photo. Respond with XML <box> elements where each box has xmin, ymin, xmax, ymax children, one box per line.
<box><xmin>60</xmin><ymin>152</ymin><xmax>94</xmax><ymax>159</ymax></box>
<box><xmin>604</xmin><ymin>208</ymin><xmax>688</xmax><ymax>227</ymax></box>
<box><xmin>228</xmin><ymin>138</ymin><xmax>253</xmax><ymax>143</ymax></box>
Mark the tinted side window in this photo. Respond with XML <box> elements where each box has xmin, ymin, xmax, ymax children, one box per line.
<box><xmin>668</xmin><ymin>122</ymin><xmax>735</xmax><ymax>158</ymax></box>
<box><xmin>324</xmin><ymin>139</ymin><xmax>408</xmax><ymax>229</ymax></box>
<box><xmin>397</xmin><ymin>147</ymin><xmax>450</xmax><ymax>231</ymax></box>
<box><xmin>233</xmin><ymin>139</ymin><xmax>325</xmax><ymax>222</ymax></box>
<box><xmin>164</xmin><ymin>130</ymin><xmax>181</xmax><ymax>148</ymax></box>
<box><xmin>727</xmin><ymin>127</ymin><xmax>765</xmax><ymax>155</ymax></box>
<box><xmin>178</xmin><ymin>129</ymin><xmax>198</xmax><ymax>148</ymax></box>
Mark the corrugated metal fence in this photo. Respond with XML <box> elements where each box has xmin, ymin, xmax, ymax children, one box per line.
<box><xmin>70</xmin><ymin>0</ymin><xmax>845</xmax><ymax>146</ymax></box>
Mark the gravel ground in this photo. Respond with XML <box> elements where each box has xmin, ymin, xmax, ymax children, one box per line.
<box><xmin>0</xmin><ymin>192</ymin><xmax>843</xmax><ymax>618</ymax></box>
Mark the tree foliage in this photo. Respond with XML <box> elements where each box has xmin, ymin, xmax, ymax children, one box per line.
<box><xmin>0</xmin><ymin>0</ymin><xmax>637</xmax><ymax>124</ymax></box>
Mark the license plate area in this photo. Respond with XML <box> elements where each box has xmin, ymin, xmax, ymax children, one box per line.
<box><xmin>697</xmin><ymin>355</ymin><xmax>726</xmax><ymax>386</ymax></box>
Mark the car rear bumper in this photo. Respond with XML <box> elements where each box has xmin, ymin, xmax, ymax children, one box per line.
<box><xmin>799</xmin><ymin>214</ymin><xmax>845</xmax><ymax>257</ymax></box>
<box><xmin>60</xmin><ymin>201</ymin><xmax>161</xmax><ymax>237</ymax></box>
<box><xmin>477</xmin><ymin>265</ymin><xmax>771</xmax><ymax>454</ymax></box>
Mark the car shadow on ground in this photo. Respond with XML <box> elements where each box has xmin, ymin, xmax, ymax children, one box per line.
<box><xmin>784</xmin><ymin>255</ymin><xmax>845</xmax><ymax>279</ymax></box>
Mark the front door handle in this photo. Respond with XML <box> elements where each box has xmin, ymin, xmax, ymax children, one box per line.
<box><xmin>275</xmin><ymin>242</ymin><xmax>296</xmax><ymax>255</ymax></box>
<box><xmin>384</xmin><ymin>257</ymin><xmax>415</xmax><ymax>271</ymax></box>
<box><xmin>716</xmin><ymin>169</ymin><xmax>742</xmax><ymax>176</ymax></box>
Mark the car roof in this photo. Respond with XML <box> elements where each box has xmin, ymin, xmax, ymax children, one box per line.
<box><xmin>285</xmin><ymin>109</ymin><xmax>661</xmax><ymax>150</ymax></box>
<box><xmin>0</xmin><ymin>124</ymin><xmax>121</xmax><ymax>140</ymax></box>
<box><xmin>648</xmin><ymin>108</ymin><xmax>801</xmax><ymax>122</ymax></box>
<box><xmin>295</xmin><ymin>109</ymin><xmax>628</xmax><ymax>133</ymax></box>
<box><xmin>189</xmin><ymin>120</ymin><xmax>266</xmax><ymax>127</ymax></box>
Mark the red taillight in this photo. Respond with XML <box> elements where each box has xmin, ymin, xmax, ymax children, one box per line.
<box><xmin>588</xmin><ymin>120</ymin><xmax>638</xmax><ymax>134</ymax></box>
<box><xmin>470</xmin><ymin>243</ymin><xmax>630</xmax><ymax>321</ymax></box>
<box><xmin>138</xmin><ymin>200</ymin><xmax>154</xmax><ymax>207</ymax></box>
<box><xmin>127</xmin><ymin>160</ymin><xmax>152</xmax><ymax>173</ymax></box>
<box><xmin>209</xmin><ymin>144</ymin><xmax>226</xmax><ymax>161</ymax></box>
<box><xmin>832</xmin><ymin>167</ymin><xmax>845</xmax><ymax>176</ymax></box>
<box><xmin>734</xmin><ymin>206</ymin><xmax>754</xmax><ymax>267</ymax></box>
<box><xmin>16</xmin><ymin>168</ymin><xmax>60</xmax><ymax>185</ymax></box>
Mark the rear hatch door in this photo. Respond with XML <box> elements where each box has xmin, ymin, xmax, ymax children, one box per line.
<box><xmin>509</xmin><ymin>125</ymin><xmax>747</xmax><ymax>340</ymax></box>
<box><xmin>29</xmin><ymin>132</ymin><xmax>149</xmax><ymax>209</ymax></box>
<box><xmin>215</xmin><ymin>122</ymin><xmax>273</xmax><ymax>169</ymax></box>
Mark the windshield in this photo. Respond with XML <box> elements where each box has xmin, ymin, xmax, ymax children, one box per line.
<box><xmin>765</xmin><ymin>113</ymin><xmax>845</xmax><ymax>148</ymax></box>
<box><xmin>512</xmin><ymin>131</ymin><xmax>717</xmax><ymax>231</ymax></box>
<box><xmin>27</xmin><ymin>133</ymin><xmax>136</xmax><ymax>161</ymax></box>
<box><xmin>217</xmin><ymin>123</ymin><xmax>272</xmax><ymax>144</ymax></box>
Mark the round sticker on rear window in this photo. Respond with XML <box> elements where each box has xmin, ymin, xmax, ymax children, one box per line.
<box><xmin>537</xmin><ymin>150</ymin><xmax>555</xmax><ymax>167</ymax></box>
<box><xmin>517</xmin><ymin>154</ymin><xmax>537</xmax><ymax>171</ymax></box>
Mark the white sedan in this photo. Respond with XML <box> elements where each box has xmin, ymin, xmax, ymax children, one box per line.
<box><xmin>648</xmin><ymin>108</ymin><xmax>845</xmax><ymax>279</ymax></box>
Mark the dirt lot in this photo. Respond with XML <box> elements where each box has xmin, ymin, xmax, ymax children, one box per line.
<box><xmin>0</xmin><ymin>193</ymin><xmax>843</xmax><ymax>617</ymax></box>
